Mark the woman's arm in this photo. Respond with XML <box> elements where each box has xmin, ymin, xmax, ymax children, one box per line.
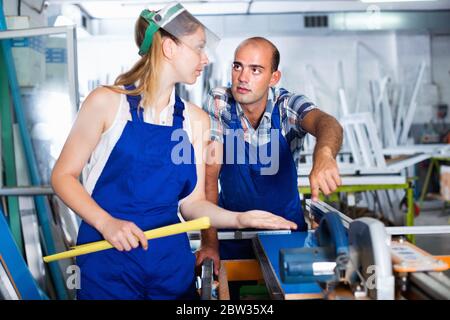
<box><xmin>51</xmin><ymin>87</ymin><xmax>148</xmax><ymax>251</ymax></box>
<box><xmin>179</xmin><ymin>104</ymin><xmax>297</xmax><ymax>231</ymax></box>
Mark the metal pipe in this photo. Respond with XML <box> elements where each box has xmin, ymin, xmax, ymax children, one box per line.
<box><xmin>188</xmin><ymin>230</ymin><xmax>291</xmax><ymax>241</ymax></box>
<box><xmin>0</xmin><ymin>26</ymin><xmax>71</xmax><ymax>39</ymax></box>
<box><xmin>386</xmin><ymin>226</ymin><xmax>450</xmax><ymax>236</ymax></box>
<box><xmin>307</xmin><ymin>200</ymin><xmax>450</xmax><ymax>236</ymax></box>
<box><xmin>0</xmin><ymin>187</ymin><xmax>54</xmax><ymax>196</ymax></box>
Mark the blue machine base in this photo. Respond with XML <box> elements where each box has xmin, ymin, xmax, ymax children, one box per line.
<box><xmin>257</xmin><ymin>232</ymin><xmax>324</xmax><ymax>299</ymax></box>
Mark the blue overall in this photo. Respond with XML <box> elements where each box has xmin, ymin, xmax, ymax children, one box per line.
<box><xmin>76</xmin><ymin>86</ymin><xmax>198</xmax><ymax>300</ymax></box>
<box><xmin>218</xmin><ymin>95</ymin><xmax>307</xmax><ymax>260</ymax></box>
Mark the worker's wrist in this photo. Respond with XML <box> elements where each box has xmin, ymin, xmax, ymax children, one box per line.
<box><xmin>200</xmin><ymin>229</ymin><xmax>219</xmax><ymax>250</ymax></box>
<box><xmin>315</xmin><ymin>146</ymin><xmax>334</xmax><ymax>159</ymax></box>
<box><xmin>200</xmin><ymin>241</ymin><xmax>219</xmax><ymax>251</ymax></box>
<box><xmin>94</xmin><ymin>212</ymin><xmax>114</xmax><ymax>234</ymax></box>
<box><xmin>234</xmin><ymin>212</ymin><xmax>243</xmax><ymax>229</ymax></box>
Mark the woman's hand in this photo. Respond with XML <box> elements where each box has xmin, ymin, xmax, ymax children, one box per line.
<box><xmin>236</xmin><ymin>210</ymin><xmax>298</xmax><ymax>230</ymax></box>
<box><xmin>97</xmin><ymin>216</ymin><xmax>148</xmax><ymax>251</ymax></box>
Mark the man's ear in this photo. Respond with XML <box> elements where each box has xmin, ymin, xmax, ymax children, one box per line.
<box><xmin>269</xmin><ymin>70</ymin><xmax>281</xmax><ymax>87</ymax></box>
<box><xmin>162</xmin><ymin>37</ymin><xmax>175</xmax><ymax>59</ymax></box>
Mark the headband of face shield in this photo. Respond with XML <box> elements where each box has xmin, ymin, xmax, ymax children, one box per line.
<box><xmin>138</xmin><ymin>2</ymin><xmax>220</xmax><ymax>57</ymax></box>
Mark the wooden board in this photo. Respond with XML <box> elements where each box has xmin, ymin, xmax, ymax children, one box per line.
<box><xmin>218</xmin><ymin>261</ymin><xmax>230</xmax><ymax>300</ymax></box>
<box><xmin>223</xmin><ymin>260</ymin><xmax>263</xmax><ymax>281</ymax></box>
<box><xmin>391</xmin><ymin>240</ymin><xmax>449</xmax><ymax>273</ymax></box>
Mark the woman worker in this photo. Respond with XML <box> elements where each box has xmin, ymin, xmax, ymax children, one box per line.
<box><xmin>51</xmin><ymin>2</ymin><xmax>297</xmax><ymax>300</ymax></box>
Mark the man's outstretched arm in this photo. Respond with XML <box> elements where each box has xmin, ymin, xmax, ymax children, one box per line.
<box><xmin>301</xmin><ymin>109</ymin><xmax>343</xmax><ymax>201</ymax></box>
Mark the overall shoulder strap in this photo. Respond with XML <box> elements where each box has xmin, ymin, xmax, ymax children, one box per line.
<box><xmin>124</xmin><ymin>84</ymin><xmax>143</xmax><ymax>122</ymax></box>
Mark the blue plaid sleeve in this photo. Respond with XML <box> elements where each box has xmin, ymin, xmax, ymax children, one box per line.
<box><xmin>202</xmin><ymin>87</ymin><xmax>229</xmax><ymax>143</ymax></box>
<box><xmin>286</xmin><ymin>94</ymin><xmax>317</xmax><ymax>134</ymax></box>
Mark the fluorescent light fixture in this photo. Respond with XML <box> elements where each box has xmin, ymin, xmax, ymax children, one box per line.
<box><xmin>360</xmin><ymin>0</ymin><xmax>437</xmax><ymax>2</ymax></box>
<box><xmin>181</xmin><ymin>2</ymin><xmax>250</xmax><ymax>15</ymax></box>
<box><xmin>80</xmin><ymin>2</ymin><xmax>142</xmax><ymax>19</ymax></box>
<box><xmin>80</xmin><ymin>1</ymin><xmax>251</xmax><ymax>19</ymax></box>
<box><xmin>338</xmin><ymin>12</ymin><xmax>404</xmax><ymax>30</ymax></box>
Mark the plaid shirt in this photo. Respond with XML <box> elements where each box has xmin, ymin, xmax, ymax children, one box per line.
<box><xmin>204</xmin><ymin>87</ymin><xmax>317</xmax><ymax>165</ymax></box>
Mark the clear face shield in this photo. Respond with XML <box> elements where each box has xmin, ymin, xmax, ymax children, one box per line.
<box><xmin>138</xmin><ymin>2</ymin><xmax>220</xmax><ymax>60</ymax></box>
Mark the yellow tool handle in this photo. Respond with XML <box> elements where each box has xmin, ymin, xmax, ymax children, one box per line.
<box><xmin>43</xmin><ymin>217</ymin><xmax>210</xmax><ymax>263</ymax></box>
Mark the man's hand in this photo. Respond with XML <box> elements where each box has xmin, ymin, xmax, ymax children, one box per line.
<box><xmin>309</xmin><ymin>148</ymin><xmax>341</xmax><ymax>201</ymax></box>
<box><xmin>195</xmin><ymin>244</ymin><xmax>220</xmax><ymax>276</ymax></box>
<box><xmin>301</xmin><ymin>110</ymin><xmax>343</xmax><ymax>201</ymax></box>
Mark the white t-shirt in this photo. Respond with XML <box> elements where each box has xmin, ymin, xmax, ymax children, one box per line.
<box><xmin>82</xmin><ymin>88</ymin><xmax>193</xmax><ymax>195</ymax></box>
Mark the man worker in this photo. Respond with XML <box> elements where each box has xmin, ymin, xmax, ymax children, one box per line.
<box><xmin>197</xmin><ymin>37</ymin><xmax>343</xmax><ymax>275</ymax></box>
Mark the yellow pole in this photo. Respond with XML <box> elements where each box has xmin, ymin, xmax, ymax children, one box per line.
<box><xmin>43</xmin><ymin>217</ymin><xmax>210</xmax><ymax>263</ymax></box>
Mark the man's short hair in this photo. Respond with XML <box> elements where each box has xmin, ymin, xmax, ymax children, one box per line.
<box><xmin>237</xmin><ymin>37</ymin><xmax>280</xmax><ymax>72</ymax></box>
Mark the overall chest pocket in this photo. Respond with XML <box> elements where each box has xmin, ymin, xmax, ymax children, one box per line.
<box><xmin>127</xmin><ymin>162</ymin><xmax>181</xmax><ymax>204</ymax></box>
<box><xmin>128</xmin><ymin>129</ymin><xmax>181</xmax><ymax>204</ymax></box>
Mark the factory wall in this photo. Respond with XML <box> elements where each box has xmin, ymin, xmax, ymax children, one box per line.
<box><xmin>212</xmin><ymin>32</ymin><xmax>400</xmax><ymax>118</ymax></box>
<box><xmin>77</xmin><ymin>29</ymin><xmax>450</xmax><ymax>125</ymax></box>
<box><xmin>432</xmin><ymin>35</ymin><xmax>450</xmax><ymax>119</ymax></box>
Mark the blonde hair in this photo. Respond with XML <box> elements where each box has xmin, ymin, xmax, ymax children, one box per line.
<box><xmin>105</xmin><ymin>12</ymin><xmax>200</xmax><ymax>108</ymax></box>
